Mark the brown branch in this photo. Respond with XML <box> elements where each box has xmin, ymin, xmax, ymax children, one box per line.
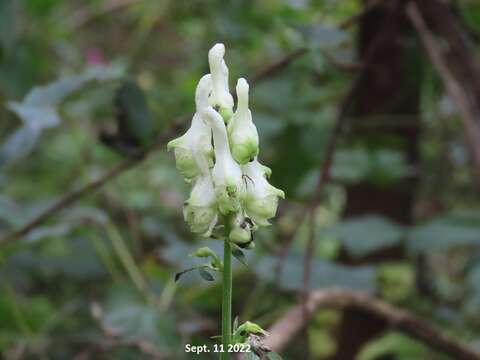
<box><xmin>250</xmin><ymin>48</ymin><xmax>308</xmax><ymax>85</ymax></box>
<box><xmin>265</xmin><ymin>288</ymin><xmax>480</xmax><ymax>360</ymax></box>
<box><xmin>406</xmin><ymin>1</ymin><xmax>480</xmax><ymax>182</ymax></box>
<box><xmin>0</xmin><ymin>158</ymin><xmax>132</xmax><ymax>246</ymax></box>
<box><xmin>320</xmin><ymin>48</ymin><xmax>363</xmax><ymax>72</ymax></box>
<box><xmin>0</xmin><ymin>48</ymin><xmax>308</xmax><ymax>247</ymax></box>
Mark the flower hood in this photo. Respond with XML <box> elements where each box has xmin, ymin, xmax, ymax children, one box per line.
<box><xmin>242</xmin><ymin>158</ymin><xmax>284</xmax><ymax>226</ymax></box>
<box><xmin>208</xmin><ymin>43</ymin><xmax>234</xmax><ymax>120</ymax></box>
<box><xmin>202</xmin><ymin>106</ymin><xmax>245</xmax><ymax>214</ymax></box>
<box><xmin>227</xmin><ymin>78</ymin><xmax>259</xmax><ymax>164</ymax></box>
<box><xmin>167</xmin><ymin>74</ymin><xmax>213</xmax><ymax>182</ymax></box>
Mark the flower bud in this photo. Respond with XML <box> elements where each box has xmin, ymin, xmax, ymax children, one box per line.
<box><xmin>227</xmin><ymin>78</ymin><xmax>259</xmax><ymax>164</ymax></box>
<box><xmin>235</xmin><ymin>321</ymin><xmax>269</xmax><ymax>337</ymax></box>
<box><xmin>202</xmin><ymin>107</ymin><xmax>245</xmax><ymax>215</ymax></box>
<box><xmin>242</xmin><ymin>159</ymin><xmax>284</xmax><ymax>227</ymax></box>
<box><xmin>208</xmin><ymin>44</ymin><xmax>234</xmax><ymax>120</ymax></box>
<box><xmin>167</xmin><ymin>75</ymin><xmax>214</xmax><ymax>182</ymax></box>
<box><xmin>190</xmin><ymin>246</ymin><xmax>216</xmax><ymax>258</ymax></box>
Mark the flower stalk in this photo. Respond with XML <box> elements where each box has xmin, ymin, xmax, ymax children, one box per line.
<box><xmin>221</xmin><ymin>214</ymin><xmax>233</xmax><ymax>360</ymax></box>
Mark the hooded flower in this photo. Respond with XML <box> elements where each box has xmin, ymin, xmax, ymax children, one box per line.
<box><xmin>242</xmin><ymin>158</ymin><xmax>284</xmax><ymax>227</ymax></box>
<box><xmin>228</xmin><ymin>212</ymin><xmax>255</xmax><ymax>248</ymax></box>
<box><xmin>202</xmin><ymin>106</ymin><xmax>245</xmax><ymax>214</ymax></box>
<box><xmin>182</xmin><ymin>151</ymin><xmax>218</xmax><ymax>237</ymax></box>
<box><xmin>167</xmin><ymin>74</ymin><xmax>213</xmax><ymax>182</ymax></box>
<box><xmin>208</xmin><ymin>43</ymin><xmax>234</xmax><ymax>122</ymax></box>
<box><xmin>227</xmin><ymin>78</ymin><xmax>259</xmax><ymax>165</ymax></box>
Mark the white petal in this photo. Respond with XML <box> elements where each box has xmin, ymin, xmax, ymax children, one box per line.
<box><xmin>208</xmin><ymin>43</ymin><xmax>234</xmax><ymax>111</ymax></box>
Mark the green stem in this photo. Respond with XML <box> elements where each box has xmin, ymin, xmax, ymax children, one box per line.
<box><xmin>221</xmin><ymin>215</ymin><xmax>233</xmax><ymax>360</ymax></box>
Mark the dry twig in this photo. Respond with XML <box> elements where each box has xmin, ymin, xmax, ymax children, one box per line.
<box><xmin>265</xmin><ymin>288</ymin><xmax>480</xmax><ymax>360</ymax></box>
<box><xmin>406</xmin><ymin>1</ymin><xmax>480</xmax><ymax>181</ymax></box>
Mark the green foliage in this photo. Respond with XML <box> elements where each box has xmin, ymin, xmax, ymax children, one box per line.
<box><xmin>407</xmin><ymin>218</ymin><xmax>480</xmax><ymax>254</ymax></box>
<box><xmin>101</xmin><ymin>285</ymin><xmax>180</xmax><ymax>354</ymax></box>
<box><xmin>328</xmin><ymin>215</ymin><xmax>404</xmax><ymax>258</ymax></box>
<box><xmin>1</xmin><ymin>0</ymin><xmax>480</xmax><ymax>358</ymax></box>
<box><xmin>1</xmin><ymin>66</ymin><xmax>122</xmax><ymax>167</ymax></box>
<box><xmin>358</xmin><ymin>332</ymin><xmax>448</xmax><ymax>360</ymax></box>
<box><xmin>255</xmin><ymin>253</ymin><xmax>377</xmax><ymax>292</ymax></box>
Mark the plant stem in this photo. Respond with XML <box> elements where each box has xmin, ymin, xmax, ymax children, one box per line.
<box><xmin>221</xmin><ymin>215</ymin><xmax>233</xmax><ymax>360</ymax></box>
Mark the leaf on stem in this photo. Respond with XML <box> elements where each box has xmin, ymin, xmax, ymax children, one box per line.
<box><xmin>174</xmin><ymin>267</ymin><xmax>197</xmax><ymax>282</ymax></box>
<box><xmin>198</xmin><ymin>267</ymin><xmax>215</xmax><ymax>282</ymax></box>
<box><xmin>232</xmin><ymin>248</ymin><xmax>248</xmax><ymax>267</ymax></box>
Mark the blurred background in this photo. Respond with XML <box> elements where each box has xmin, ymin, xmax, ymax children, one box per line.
<box><xmin>1</xmin><ymin>0</ymin><xmax>480</xmax><ymax>359</ymax></box>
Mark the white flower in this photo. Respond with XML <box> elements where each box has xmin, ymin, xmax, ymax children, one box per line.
<box><xmin>167</xmin><ymin>74</ymin><xmax>213</xmax><ymax>182</ymax></box>
<box><xmin>227</xmin><ymin>78</ymin><xmax>259</xmax><ymax>164</ymax></box>
<box><xmin>202</xmin><ymin>106</ymin><xmax>245</xmax><ymax>214</ymax></box>
<box><xmin>208</xmin><ymin>43</ymin><xmax>234</xmax><ymax>121</ymax></box>
<box><xmin>182</xmin><ymin>147</ymin><xmax>218</xmax><ymax>237</ymax></box>
<box><xmin>242</xmin><ymin>158</ymin><xmax>284</xmax><ymax>227</ymax></box>
<box><xmin>183</xmin><ymin>176</ymin><xmax>218</xmax><ymax>237</ymax></box>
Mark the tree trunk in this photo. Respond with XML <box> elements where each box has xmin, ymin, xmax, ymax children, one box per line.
<box><xmin>330</xmin><ymin>1</ymin><xmax>421</xmax><ymax>358</ymax></box>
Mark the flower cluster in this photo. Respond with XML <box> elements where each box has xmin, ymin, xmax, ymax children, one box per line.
<box><xmin>167</xmin><ymin>43</ymin><xmax>284</xmax><ymax>248</ymax></box>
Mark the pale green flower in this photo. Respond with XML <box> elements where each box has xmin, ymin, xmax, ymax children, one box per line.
<box><xmin>167</xmin><ymin>74</ymin><xmax>213</xmax><ymax>182</ymax></box>
<box><xmin>227</xmin><ymin>78</ymin><xmax>259</xmax><ymax>164</ymax></box>
<box><xmin>202</xmin><ymin>107</ymin><xmax>245</xmax><ymax>215</ymax></box>
<box><xmin>208</xmin><ymin>43</ymin><xmax>234</xmax><ymax>122</ymax></box>
<box><xmin>242</xmin><ymin>158</ymin><xmax>284</xmax><ymax>227</ymax></box>
<box><xmin>228</xmin><ymin>213</ymin><xmax>254</xmax><ymax>247</ymax></box>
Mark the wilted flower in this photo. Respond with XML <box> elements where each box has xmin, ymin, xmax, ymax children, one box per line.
<box><xmin>203</xmin><ymin>107</ymin><xmax>245</xmax><ymax>215</ymax></box>
<box><xmin>227</xmin><ymin>78</ymin><xmax>259</xmax><ymax>164</ymax></box>
<box><xmin>167</xmin><ymin>74</ymin><xmax>213</xmax><ymax>182</ymax></box>
<box><xmin>208</xmin><ymin>43</ymin><xmax>234</xmax><ymax>121</ymax></box>
<box><xmin>242</xmin><ymin>158</ymin><xmax>284</xmax><ymax>227</ymax></box>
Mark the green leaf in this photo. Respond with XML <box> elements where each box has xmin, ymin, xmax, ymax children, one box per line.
<box><xmin>244</xmin><ymin>352</ymin><xmax>260</xmax><ymax>360</ymax></box>
<box><xmin>406</xmin><ymin>221</ymin><xmax>480</xmax><ymax>254</ymax></box>
<box><xmin>102</xmin><ymin>285</ymin><xmax>179</xmax><ymax>353</ymax></box>
<box><xmin>114</xmin><ymin>79</ymin><xmax>153</xmax><ymax>146</ymax></box>
<box><xmin>358</xmin><ymin>332</ymin><xmax>444</xmax><ymax>360</ymax></box>
<box><xmin>331</xmin><ymin>149</ymin><xmax>370</xmax><ymax>182</ymax></box>
<box><xmin>232</xmin><ymin>248</ymin><xmax>248</xmax><ymax>267</ymax></box>
<box><xmin>198</xmin><ymin>267</ymin><xmax>215</xmax><ymax>282</ymax></box>
<box><xmin>329</xmin><ymin>215</ymin><xmax>404</xmax><ymax>258</ymax></box>
<box><xmin>174</xmin><ymin>267</ymin><xmax>197</xmax><ymax>282</ymax></box>
<box><xmin>268</xmin><ymin>352</ymin><xmax>284</xmax><ymax>360</ymax></box>
<box><xmin>24</xmin><ymin>224</ymin><xmax>72</xmax><ymax>243</ymax></box>
<box><xmin>254</xmin><ymin>253</ymin><xmax>377</xmax><ymax>293</ymax></box>
<box><xmin>1</xmin><ymin>66</ymin><xmax>122</xmax><ymax>167</ymax></box>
